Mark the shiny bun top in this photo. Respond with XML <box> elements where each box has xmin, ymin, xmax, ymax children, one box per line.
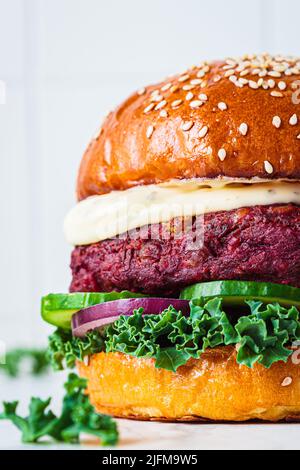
<box><xmin>77</xmin><ymin>54</ymin><xmax>300</xmax><ymax>200</ymax></box>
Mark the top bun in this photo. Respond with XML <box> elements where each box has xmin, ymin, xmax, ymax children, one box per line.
<box><xmin>77</xmin><ymin>54</ymin><xmax>300</xmax><ymax>200</ymax></box>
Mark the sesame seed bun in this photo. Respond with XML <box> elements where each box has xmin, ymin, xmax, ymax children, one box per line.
<box><xmin>77</xmin><ymin>54</ymin><xmax>300</xmax><ymax>200</ymax></box>
<box><xmin>77</xmin><ymin>348</ymin><xmax>300</xmax><ymax>422</ymax></box>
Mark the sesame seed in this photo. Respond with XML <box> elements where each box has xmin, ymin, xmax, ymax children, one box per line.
<box><xmin>249</xmin><ymin>80</ymin><xmax>259</xmax><ymax>89</ymax></box>
<box><xmin>257</xmin><ymin>78</ymin><xmax>264</xmax><ymax>87</ymax></box>
<box><xmin>234</xmin><ymin>80</ymin><xmax>243</xmax><ymax>88</ymax></box>
<box><xmin>229</xmin><ymin>75</ymin><xmax>238</xmax><ymax>83</ymax></box>
<box><xmin>264</xmin><ymin>160</ymin><xmax>274</xmax><ymax>174</ymax></box>
<box><xmin>190</xmin><ymin>100</ymin><xmax>203</xmax><ymax>108</ymax></box>
<box><xmin>146</xmin><ymin>125</ymin><xmax>154</xmax><ymax>138</ymax></box>
<box><xmin>150</xmin><ymin>94</ymin><xmax>163</xmax><ymax>102</ymax></box>
<box><xmin>200</xmin><ymin>81</ymin><xmax>208</xmax><ymax>88</ymax></box>
<box><xmin>291</xmin><ymin>66</ymin><xmax>300</xmax><ymax>74</ymax></box>
<box><xmin>236</xmin><ymin>64</ymin><xmax>247</xmax><ymax>72</ymax></box>
<box><xmin>281</xmin><ymin>377</ymin><xmax>293</xmax><ymax>387</ymax></box>
<box><xmin>185</xmin><ymin>92</ymin><xmax>194</xmax><ymax>101</ymax></box>
<box><xmin>200</xmin><ymin>66</ymin><xmax>208</xmax><ymax>74</ymax></box>
<box><xmin>278</xmin><ymin>81</ymin><xmax>287</xmax><ymax>91</ymax></box>
<box><xmin>268</xmin><ymin>71</ymin><xmax>282</xmax><ymax>78</ymax></box>
<box><xmin>190</xmin><ymin>79</ymin><xmax>202</xmax><ymax>86</ymax></box>
<box><xmin>297</xmin><ymin>134</ymin><xmax>300</xmax><ymax>140</ymax></box>
<box><xmin>181</xmin><ymin>121</ymin><xmax>194</xmax><ymax>131</ymax></box>
<box><xmin>225</xmin><ymin>70</ymin><xmax>235</xmax><ymax>77</ymax></box>
<box><xmin>155</xmin><ymin>100</ymin><xmax>167</xmax><ymax>110</ymax></box>
<box><xmin>159</xmin><ymin>110</ymin><xmax>168</xmax><ymax>118</ymax></box>
<box><xmin>196</xmin><ymin>70</ymin><xmax>206</xmax><ymax>78</ymax></box>
<box><xmin>268</xmin><ymin>79</ymin><xmax>276</xmax><ymax>88</ymax></box>
<box><xmin>240</xmin><ymin>69</ymin><xmax>249</xmax><ymax>77</ymax></box>
<box><xmin>161</xmin><ymin>83</ymin><xmax>172</xmax><ymax>92</ymax></box>
<box><xmin>223</xmin><ymin>65</ymin><xmax>235</xmax><ymax>71</ymax></box>
<box><xmin>182</xmin><ymin>84</ymin><xmax>195</xmax><ymax>91</ymax></box>
<box><xmin>143</xmin><ymin>103</ymin><xmax>155</xmax><ymax>114</ymax></box>
<box><xmin>272</xmin><ymin>116</ymin><xmax>281</xmax><ymax>128</ymax></box>
<box><xmin>289</xmin><ymin>114</ymin><xmax>298</xmax><ymax>126</ymax></box>
<box><xmin>218</xmin><ymin>149</ymin><xmax>227</xmax><ymax>161</ymax></box>
<box><xmin>178</xmin><ymin>74</ymin><xmax>190</xmax><ymax>82</ymax></box>
<box><xmin>213</xmin><ymin>75</ymin><xmax>222</xmax><ymax>82</ymax></box>
<box><xmin>170</xmin><ymin>85</ymin><xmax>179</xmax><ymax>93</ymax></box>
<box><xmin>171</xmin><ymin>99</ymin><xmax>183</xmax><ymax>108</ymax></box>
<box><xmin>274</xmin><ymin>64</ymin><xmax>286</xmax><ymax>72</ymax></box>
<box><xmin>270</xmin><ymin>91</ymin><xmax>283</xmax><ymax>98</ymax></box>
<box><xmin>199</xmin><ymin>93</ymin><xmax>208</xmax><ymax>101</ymax></box>
<box><xmin>198</xmin><ymin>126</ymin><xmax>208</xmax><ymax>138</ymax></box>
<box><xmin>83</xmin><ymin>355</ymin><xmax>90</xmax><ymax>366</ymax></box>
<box><xmin>239</xmin><ymin>123</ymin><xmax>248</xmax><ymax>136</ymax></box>
<box><xmin>137</xmin><ymin>87</ymin><xmax>146</xmax><ymax>96</ymax></box>
<box><xmin>218</xmin><ymin>102</ymin><xmax>228</xmax><ymax>111</ymax></box>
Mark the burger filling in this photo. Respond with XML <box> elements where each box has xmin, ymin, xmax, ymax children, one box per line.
<box><xmin>42</xmin><ymin>180</ymin><xmax>300</xmax><ymax>375</ymax></box>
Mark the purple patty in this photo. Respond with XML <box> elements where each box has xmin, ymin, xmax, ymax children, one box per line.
<box><xmin>70</xmin><ymin>204</ymin><xmax>300</xmax><ymax>296</ymax></box>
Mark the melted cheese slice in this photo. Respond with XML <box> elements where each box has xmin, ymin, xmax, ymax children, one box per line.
<box><xmin>64</xmin><ymin>181</ymin><xmax>300</xmax><ymax>246</ymax></box>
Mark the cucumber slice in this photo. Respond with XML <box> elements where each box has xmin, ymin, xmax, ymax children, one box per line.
<box><xmin>180</xmin><ymin>281</ymin><xmax>300</xmax><ymax>308</ymax></box>
<box><xmin>41</xmin><ymin>291</ymin><xmax>146</xmax><ymax>330</ymax></box>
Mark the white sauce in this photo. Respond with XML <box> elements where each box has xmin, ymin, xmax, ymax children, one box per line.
<box><xmin>64</xmin><ymin>181</ymin><xmax>300</xmax><ymax>246</ymax></box>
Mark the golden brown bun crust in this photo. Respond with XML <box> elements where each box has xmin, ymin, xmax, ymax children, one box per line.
<box><xmin>77</xmin><ymin>347</ymin><xmax>300</xmax><ymax>422</ymax></box>
<box><xmin>77</xmin><ymin>54</ymin><xmax>300</xmax><ymax>199</ymax></box>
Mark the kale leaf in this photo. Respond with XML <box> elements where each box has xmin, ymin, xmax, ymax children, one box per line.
<box><xmin>0</xmin><ymin>373</ymin><xmax>118</xmax><ymax>446</ymax></box>
<box><xmin>0</xmin><ymin>349</ymin><xmax>49</xmax><ymax>378</ymax></box>
<box><xmin>47</xmin><ymin>329</ymin><xmax>104</xmax><ymax>371</ymax></box>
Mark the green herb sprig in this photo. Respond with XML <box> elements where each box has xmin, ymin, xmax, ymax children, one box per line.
<box><xmin>0</xmin><ymin>373</ymin><xmax>118</xmax><ymax>445</ymax></box>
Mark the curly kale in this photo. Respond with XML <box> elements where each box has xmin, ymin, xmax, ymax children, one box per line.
<box><xmin>47</xmin><ymin>299</ymin><xmax>300</xmax><ymax>372</ymax></box>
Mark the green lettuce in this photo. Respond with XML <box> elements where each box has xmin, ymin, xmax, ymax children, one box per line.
<box><xmin>47</xmin><ymin>299</ymin><xmax>300</xmax><ymax>373</ymax></box>
<box><xmin>0</xmin><ymin>373</ymin><xmax>118</xmax><ymax>445</ymax></box>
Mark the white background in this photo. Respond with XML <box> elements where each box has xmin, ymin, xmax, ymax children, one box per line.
<box><xmin>1</xmin><ymin>0</ymin><xmax>300</xmax><ymax>347</ymax></box>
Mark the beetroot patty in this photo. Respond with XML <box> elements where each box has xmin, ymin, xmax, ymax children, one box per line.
<box><xmin>70</xmin><ymin>204</ymin><xmax>300</xmax><ymax>296</ymax></box>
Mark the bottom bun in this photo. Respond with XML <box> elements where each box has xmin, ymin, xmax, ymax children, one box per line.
<box><xmin>77</xmin><ymin>347</ymin><xmax>300</xmax><ymax>422</ymax></box>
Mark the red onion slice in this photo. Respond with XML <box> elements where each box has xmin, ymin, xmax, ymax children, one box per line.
<box><xmin>71</xmin><ymin>298</ymin><xmax>190</xmax><ymax>337</ymax></box>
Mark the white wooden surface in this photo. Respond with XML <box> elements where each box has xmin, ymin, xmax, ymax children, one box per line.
<box><xmin>2</xmin><ymin>0</ymin><xmax>300</xmax><ymax>347</ymax></box>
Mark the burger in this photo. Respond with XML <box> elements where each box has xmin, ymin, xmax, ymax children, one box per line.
<box><xmin>42</xmin><ymin>53</ymin><xmax>300</xmax><ymax>423</ymax></box>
